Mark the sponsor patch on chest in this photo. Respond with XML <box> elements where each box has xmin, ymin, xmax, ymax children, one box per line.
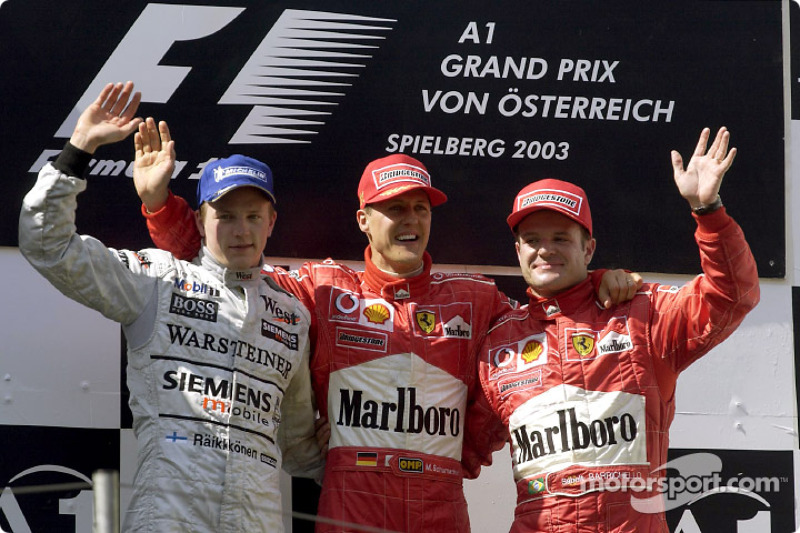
<box><xmin>564</xmin><ymin>316</ymin><xmax>633</xmax><ymax>361</ymax></box>
<box><xmin>411</xmin><ymin>302</ymin><xmax>473</xmax><ymax>339</ymax></box>
<box><xmin>488</xmin><ymin>333</ymin><xmax>548</xmax><ymax>379</ymax></box>
<box><xmin>508</xmin><ymin>384</ymin><xmax>647</xmax><ymax>481</ymax></box>
<box><xmin>328</xmin><ymin>287</ymin><xmax>395</xmax><ymax>332</ymax></box>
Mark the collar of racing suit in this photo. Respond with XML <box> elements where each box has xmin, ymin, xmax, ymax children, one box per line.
<box><xmin>525</xmin><ymin>276</ymin><xmax>601</xmax><ymax>320</ymax></box>
<box><xmin>196</xmin><ymin>245</ymin><xmax>265</xmax><ymax>286</ymax></box>
<box><xmin>361</xmin><ymin>246</ymin><xmax>433</xmax><ymax>301</ymax></box>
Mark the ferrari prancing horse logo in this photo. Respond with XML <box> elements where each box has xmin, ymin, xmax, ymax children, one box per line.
<box><xmin>571</xmin><ymin>333</ymin><xmax>595</xmax><ymax>357</ymax></box>
<box><xmin>415</xmin><ymin>310</ymin><xmax>436</xmax><ymax>334</ymax></box>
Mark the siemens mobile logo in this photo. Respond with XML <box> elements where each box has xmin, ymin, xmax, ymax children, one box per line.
<box><xmin>52</xmin><ymin>6</ymin><xmax>395</xmax><ymax>145</ymax></box>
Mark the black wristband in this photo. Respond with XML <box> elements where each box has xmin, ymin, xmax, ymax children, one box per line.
<box><xmin>692</xmin><ymin>196</ymin><xmax>723</xmax><ymax>216</ymax></box>
<box><xmin>52</xmin><ymin>141</ymin><xmax>93</xmax><ymax>179</ymax></box>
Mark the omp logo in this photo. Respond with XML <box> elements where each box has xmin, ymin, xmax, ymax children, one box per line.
<box><xmin>54</xmin><ymin>6</ymin><xmax>395</xmax><ymax>145</ymax></box>
<box><xmin>1</xmin><ymin>465</ymin><xmax>94</xmax><ymax>532</ymax></box>
<box><xmin>398</xmin><ymin>457</ymin><xmax>424</xmax><ymax>473</ymax></box>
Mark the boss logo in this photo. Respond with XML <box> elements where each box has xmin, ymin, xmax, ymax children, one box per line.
<box><xmin>169</xmin><ymin>293</ymin><xmax>219</xmax><ymax>322</ymax></box>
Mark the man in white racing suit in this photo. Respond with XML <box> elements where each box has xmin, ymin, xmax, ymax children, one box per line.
<box><xmin>19</xmin><ymin>82</ymin><xmax>322</xmax><ymax>532</ymax></box>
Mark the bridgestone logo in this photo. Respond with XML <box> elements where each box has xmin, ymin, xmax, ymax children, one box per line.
<box><xmin>338</xmin><ymin>331</ymin><xmax>385</xmax><ymax>347</ymax></box>
<box><xmin>501</xmin><ymin>377</ymin><xmax>540</xmax><ymax>393</ymax></box>
<box><xmin>521</xmin><ymin>193</ymin><xmax>576</xmax><ymax>209</ymax></box>
<box><xmin>378</xmin><ymin>168</ymin><xmax>430</xmax><ymax>185</ymax></box>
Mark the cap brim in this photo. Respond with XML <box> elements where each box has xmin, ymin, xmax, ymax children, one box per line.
<box><xmin>507</xmin><ymin>205</ymin><xmax>587</xmax><ymax>234</ymax></box>
<box><xmin>210</xmin><ymin>184</ymin><xmax>276</xmax><ymax>205</ymax></box>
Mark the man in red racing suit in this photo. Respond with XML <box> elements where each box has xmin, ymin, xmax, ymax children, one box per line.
<box><xmin>471</xmin><ymin>128</ymin><xmax>760</xmax><ymax>532</ymax></box>
<box><xmin>138</xmin><ymin>154</ymin><xmax>639</xmax><ymax>532</ymax></box>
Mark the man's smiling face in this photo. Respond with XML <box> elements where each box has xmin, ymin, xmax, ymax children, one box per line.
<box><xmin>357</xmin><ymin>189</ymin><xmax>432</xmax><ymax>276</ymax></box>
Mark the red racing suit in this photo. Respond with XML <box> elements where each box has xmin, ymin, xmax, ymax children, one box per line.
<box><xmin>472</xmin><ymin>207</ymin><xmax>759</xmax><ymax>532</ymax></box>
<box><xmin>145</xmin><ymin>192</ymin><xmax>516</xmax><ymax>532</ymax></box>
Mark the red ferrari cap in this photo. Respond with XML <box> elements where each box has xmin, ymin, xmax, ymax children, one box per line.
<box><xmin>358</xmin><ymin>154</ymin><xmax>447</xmax><ymax>209</ymax></box>
<box><xmin>507</xmin><ymin>178</ymin><xmax>592</xmax><ymax>236</ymax></box>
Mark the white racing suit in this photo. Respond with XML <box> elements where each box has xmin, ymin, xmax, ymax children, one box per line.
<box><xmin>19</xmin><ymin>147</ymin><xmax>322</xmax><ymax>532</ymax></box>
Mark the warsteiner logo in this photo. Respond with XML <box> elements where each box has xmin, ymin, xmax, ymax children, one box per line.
<box><xmin>52</xmin><ymin>6</ymin><xmax>396</xmax><ymax>147</ymax></box>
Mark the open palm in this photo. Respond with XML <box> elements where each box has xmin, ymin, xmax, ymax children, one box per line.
<box><xmin>133</xmin><ymin>118</ymin><xmax>176</xmax><ymax>212</ymax></box>
<box><xmin>671</xmin><ymin>127</ymin><xmax>736</xmax><ymax>208</ymax></box>
<box><xmin>70</xmin><ymin>82</ymin><xmax>141</xmax><ymax>153</ymax></box>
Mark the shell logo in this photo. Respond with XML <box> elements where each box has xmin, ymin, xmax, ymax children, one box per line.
<box><xmin>363</xmin><ymin>303</ymin><xmax>391</xmax><ymax>324</ymax></box>
<box><xmin>521</xmin><ymin>340</ymin><xmax>543</xmax><ymax>363</ymax></box>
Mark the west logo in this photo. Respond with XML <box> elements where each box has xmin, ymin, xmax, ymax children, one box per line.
<box><xmin>260</xmin><ymin>295</ymin><xmax>301</xmax><ymax>325</ymax></box>
<box><xmin>336</xmin><ymin>387</ymin><xmax>461</xmax><ymax>437</ymax></box>
<box><xmin>513</xmin><ymin>407</ymin><xmax>638</xmax><ymax>464</ymax></box>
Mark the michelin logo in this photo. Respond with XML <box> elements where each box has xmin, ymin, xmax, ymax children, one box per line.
<box><xmin>54</xmin><ymin>6</ymin><xmax>396</xmax><ymax>144</ymax></box>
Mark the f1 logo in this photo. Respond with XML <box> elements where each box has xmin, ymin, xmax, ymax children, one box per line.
<box><xmin>55</xmin><ymin>5</ymin><xmax>395</xmax><ymax>144</ymax></box>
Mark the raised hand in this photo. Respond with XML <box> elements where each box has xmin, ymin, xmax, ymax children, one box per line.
<box><xmin>134</xmin><ymin>117</ymin><xmax>176</xmax><ymax>212</ymax></box>
<box><xmin>70</xmin><ymin>82</ymin><xmax>142</xmax><ymax>154</ymax></box>
<box><xmin>671</xmin><ymin>127</ymin><xmax>736</xmax><ymax>209</ymax></box>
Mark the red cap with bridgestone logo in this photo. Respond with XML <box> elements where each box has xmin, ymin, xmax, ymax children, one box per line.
<box><xmin>507</xmin><ymin>178</ymin><xmax>592</xmax><ymax>236</ymax></box>
<box><xmin>358</xmin><ymin>154</ymin><xmax>448</xmax><ymax>209</ymax></box>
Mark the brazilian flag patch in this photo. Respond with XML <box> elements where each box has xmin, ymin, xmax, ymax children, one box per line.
<box><xmin>528</xmin><ymin>477</ymin><xmax>546</xmax><ymax>494</ymax></box>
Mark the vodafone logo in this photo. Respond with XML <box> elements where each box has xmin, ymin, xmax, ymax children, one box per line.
<box><xmin>53</xmin><ymin>6</ymin><xmax>395</xmax><ymax>145</ymax></box>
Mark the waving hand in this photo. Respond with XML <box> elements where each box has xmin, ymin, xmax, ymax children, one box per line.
<box><xmin>133</xmin><ymin>117</ymin><xmax>176</xmax><ymax>212</ymax></box>
<box><xmin>70</xmin><ymin>81</ymin><xmax>142</xmax><ymax>154</ymax></box>
<box><xmin>671</xmin><ymin>127</ymin><xmax>736</xmax><ymax>209</ymax></box>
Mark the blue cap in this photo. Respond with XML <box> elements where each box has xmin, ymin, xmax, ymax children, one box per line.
<box><xmin>196</xmin><ymin>155</ymin><xmax>275</xmax><ymax>207</ymax></box>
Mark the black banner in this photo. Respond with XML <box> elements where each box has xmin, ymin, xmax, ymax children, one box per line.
<box><xmin>0</xmin><ymin>426</ymin><xmax>119</xmax><ymax>533</ymax></box>
<box><xmin>1</xmin><ymin>0</ymin><xmax>785</xmax><ymax>276</ymax></box>
<box><xmin>665</xmin><ymin>449</ymin><xmax>795</xmax><ymax>533</ymax></box>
